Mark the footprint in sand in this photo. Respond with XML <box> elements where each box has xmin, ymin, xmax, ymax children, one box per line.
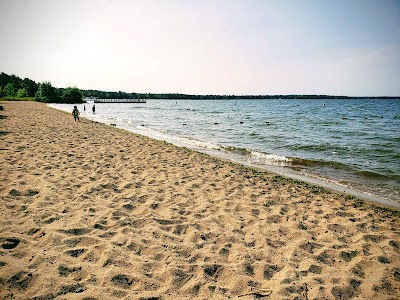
<box><xmin>58</xmin><ymin>265</ymin><xmax>82</xmax><ymax>276</ymax></box>
<box><xmin>111</xmin><ymin>274</ymin><xmax>137</xmax><ymax>289</ymax></box>
<box><xmin>1</xmin><ymin>238</ymin><xmax>21</xmax><ymax>250</ymax></box>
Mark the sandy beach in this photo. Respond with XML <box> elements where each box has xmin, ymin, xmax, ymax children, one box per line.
<box><xmin>1</xmin><ymin>101</ymin><xmax>399</xmax><ymax>299</ymax></box>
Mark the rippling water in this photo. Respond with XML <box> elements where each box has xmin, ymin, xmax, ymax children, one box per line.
<box><xmin>49</xmin><ymin>99</ymin><xmax>400</xmax><ymax>206</ymax></box>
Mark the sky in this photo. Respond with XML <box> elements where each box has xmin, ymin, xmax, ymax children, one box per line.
<box><xmin>1</xmin><ymin>0</ymin><xmax>399</xmax><ymax>96</ymax></box>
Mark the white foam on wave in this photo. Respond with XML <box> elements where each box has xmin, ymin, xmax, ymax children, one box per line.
<box><xmin>134</xmin><ymin>125</ymin><xmax>221</xmax><ymax>150</ymax></box>
<box><xmin>249</xmin><ymin>150</ymin><xmax>292</xmax><ymax>163</ymax></box>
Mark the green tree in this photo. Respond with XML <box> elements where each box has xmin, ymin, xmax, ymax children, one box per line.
<box><xmin>22</xmin><ymin>78</ymin><xmax>38</xmax><ymax>97</ymax></box>
<box><xmin>4</xmin><ymin>83</ymin><xmax>15</xmax><ymax>97</ymax></box>
<box><xmin>35</xmin><ymin>81</ymin><xmax>60</xmax><ymax>102</ymax></box>
<box><xmin>62</xmin><ymin>87</ymin><xmax>83</xmax><ymax>103</ymax></box>
<box><xmin>36</xmin><ymin>81</ymin><xmax>55</xmax><ymax>98</ymax></box>
<box><xmin>16</xmin><ymin>88</ymin><xmax>28</xmax><ymax>97</ymax></box>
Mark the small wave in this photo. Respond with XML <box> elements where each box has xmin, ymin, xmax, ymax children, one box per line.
<box><xmin>292</xmin><ymin>144</ymin><xmax>328</xmax><ymax>151</ymax></box>
<box><xmin>205</xmin><ymin>110</ymin><xmax>225</xmax><ymax>114</ymax></box>
<box><xmin>291</xmin><ymin>143</ymin><xmax>351</xmax><ymax>153</ymax></box>
<box><xmin>291</xmin><ymin>158</ymin><xmax>353</xmax><ymax>170</ymax></box>
<box><xmin>354</xmin><ymin>170</ymin><xmax>391</xmax><ymax>180</ymax></box>
<box><xmin>178</xmin><ymin>108</ymin><xmax>199</xmax><ymax>112</ymax></box>
<box><xmin>222</xmin><ymin>146</ymin><xmax>251</xmax><ymax>155</ymax></box>
<box><xmin>134</xmin><ymin>125</ymin><xmax>221</xmax><ymax>150</ymax></box>
<box><xmin>249</xmin><ymin>151</ymin><xmax>292</xmax><ymax>163</ymax></box>
<box><xmin>248</xmin><ymin>132</ymin><xmax>261</xmax><ymax>137</ymax></box>
<box><xmin>220</xmin><ymin>146</ymin><xmax>292</xmax><ymax>164</ymax></box>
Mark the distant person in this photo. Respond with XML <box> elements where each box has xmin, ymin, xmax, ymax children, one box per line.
<box><xmin>92</xmin><ymin>105</ymin><xmax>95</xmax><ymax>114</ymax></box>
<box><xmin>72</xmin><ymin>106</ymin><xmax>80</xmax><ymax>122</ymax></box>
<box><xmin>84</xmin><ymin>105</ymin><xmax>86</xmax><ymax>111</ymax></box>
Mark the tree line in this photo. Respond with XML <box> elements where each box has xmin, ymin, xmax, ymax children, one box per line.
<box><xmin>0</xmin><ymin>72</ymin><xmax>84</xmax><ymax>103</ymax></box>
<box><xmin>1</xmin><ymin>72</ymin><xmax>398</xmax><ymax>103</ymax></box>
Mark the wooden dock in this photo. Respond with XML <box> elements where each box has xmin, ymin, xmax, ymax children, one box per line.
<box><xmin>93</xmin><ymin>99</ymin><xmax>147</xmax><ymax>103</ymax></box>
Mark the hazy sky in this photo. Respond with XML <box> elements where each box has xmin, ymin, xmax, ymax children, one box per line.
<box><xmin>1</xmin><ymin>0</ymin><xmax>399</xmax><ymax>96</ymax></box>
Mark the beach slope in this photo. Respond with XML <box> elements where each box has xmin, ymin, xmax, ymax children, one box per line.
<box><xmin>1</xmin><ymin>101</ymin><xmax>399</xmax><ymax>299</ymax></box>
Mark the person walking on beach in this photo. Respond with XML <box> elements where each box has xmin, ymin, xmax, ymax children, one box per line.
<box><xmin>92</xmin><ymin>105</ymin><xmax>95</xmax><ymax>114</ymax></box>
<box><xmin>84</xmin><ymin>105</ymin><xmax>86</xmax><ymax>111</ymax></box>
<box><xmin>72</xmin><ymin>106</ymin><xmax>80</xmax><ymax>122</ymax></box>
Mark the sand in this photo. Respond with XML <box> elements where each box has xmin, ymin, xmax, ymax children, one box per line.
<box><xmin>0</xmin><ymin>100</ymin><xmax>399</xmax><ymax>300</ymax></box>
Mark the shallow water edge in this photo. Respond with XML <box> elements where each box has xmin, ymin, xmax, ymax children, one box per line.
<box><xmin>48</xmin><ymin>104</ymin><xmax>400</xmax><ymax>210</ymax></box>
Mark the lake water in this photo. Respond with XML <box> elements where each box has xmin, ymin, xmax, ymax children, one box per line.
<box><xmin>49</xmin><ymin>99</ymin><xmax>400</xmax><ymax>208</ymax></box>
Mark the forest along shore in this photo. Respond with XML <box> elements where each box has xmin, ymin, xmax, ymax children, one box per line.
<box><xmin>1</xmin><ymin>100</ymin><xmax>399</xmax><ymax>299</ymax></box>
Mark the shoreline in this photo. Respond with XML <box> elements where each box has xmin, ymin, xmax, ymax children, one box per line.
<box><xmin>163</xmin><ymin>143</ymin><xmax>400</xmax><ymax>210</ymax></box>
<box><xmin>1</xmin><ymin>101</ymin><xmax>399</xmax><ymax>299</ymax></box>
<box><xmin>48</xmin><ymin>102</ymin><xmax>400</xmax><ymax>210</ymax></box>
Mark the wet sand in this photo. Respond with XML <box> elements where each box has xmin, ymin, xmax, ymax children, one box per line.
<box><xmin>1</xmin><ymin>101</ymin><xmax>399</xmax><ymax>299</ymax></box>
